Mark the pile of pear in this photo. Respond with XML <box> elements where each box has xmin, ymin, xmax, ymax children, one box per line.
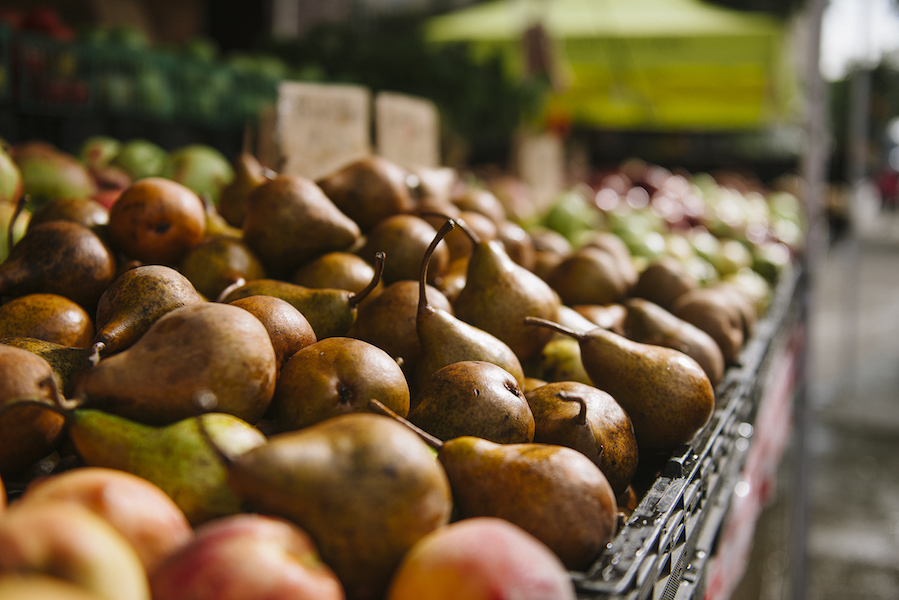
<box><xmin>0</xmin><ymin>150</ymin><xmax>790</xmax><ymax>600</ymax></box>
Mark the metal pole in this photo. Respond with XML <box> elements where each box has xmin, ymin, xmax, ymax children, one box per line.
<box><xmin>795</xmin><ymin>0</ymin><xmax>829</xmax><ymax>597</ymax></box>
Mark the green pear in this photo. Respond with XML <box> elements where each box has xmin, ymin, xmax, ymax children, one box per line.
<box><xmin>69</xmin><ymin>409</ymin><xmax>266</xmax><ymax>525</ymax></box>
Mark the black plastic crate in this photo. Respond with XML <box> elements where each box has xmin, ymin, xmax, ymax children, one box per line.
<box><xmin>572</xmin><ymin>265</ymin><xmax>805</xmax><ymax>600</ymax></box>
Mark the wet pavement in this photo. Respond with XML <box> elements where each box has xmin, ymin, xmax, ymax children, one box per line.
<box><xmin>732</xmin><ymin>205</ymin><xmax>899</xmax><ymax>599</ymax></box>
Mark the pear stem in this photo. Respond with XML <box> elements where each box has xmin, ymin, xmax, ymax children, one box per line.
<box><xmin>42</xmin><ymin>375</ymin><xmax>82</xmax><ymax>412</ymax></box>
<box><xmin>523</xmin><ymin>316</ymin><xmax>587</xmax><ymax>341</ymax></box>
<box><xmin>216</xmin><ymin>277</ymin><xmax>247</xmax><ymax>303</ymax></box>
<box><xmin>557</xmin><ymin>391</ymin><xmax>588</xmax><ymax>425</ymax></box>
<box><xmin>418</xmin><ymin>219</ymin><xmax>455</xmax><ymax>315</ymax></box>
<box><xmin>348</xmin><ymin>251</ymin><xmax>385</xmax><ymax>308</ymax></box>
<box><xmin>368</xmin><ymin>399</ymin><xmax>444</xmax><ymax>451</ymax></box>
<box><xmin>419</xmin><ymin>211</ymin><xmax>482</xmax><ymax>246</ymax></box>
<box><xmin>7</xmin><ymin>193</ymin><xmax>27</xmax><ymax>256</ymax></box>
<box><xmin>87</xmin><ymin>341</ymin><xmax>105</xmax><ymax>367</ymax></box>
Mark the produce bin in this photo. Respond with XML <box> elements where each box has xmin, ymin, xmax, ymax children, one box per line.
<box><xmin>573</xmin><ymin>264</ymin><xmax>805</xmax><ymax>599</ymax></box>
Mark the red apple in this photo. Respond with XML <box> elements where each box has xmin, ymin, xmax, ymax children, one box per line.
<box><xmin>149</xmin><ymin>513</ymin><xmax>345</xmax><ymax>600</ymax></box>
<box><xmin>387</xmin><ymin>517</ymin><xmax>576</xmax><ymax>600</ymax></box>
<box><xmin>20</xmin><ymin>467</ymin><xmax>193</xmax><ymax>571</ymax></box>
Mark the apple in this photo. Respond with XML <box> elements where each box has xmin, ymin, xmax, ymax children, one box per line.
<box><xmin>19</xmin><ymin>467</ymin><xmax>193</xmax><ymax>571</ymax></box>
<box><xmin>386</xmin><ymin>517</ymin><xmax>576</xmax><ymax>600</ymax></box>
<box><xmin>0</xmin><ymin>573</ymin><xmax>107</xmax><ymax>600</ymax></box>
<box><xmin>149</xmin><ymin>513</ymin><xmax>345</xmax><ymax>600</ymax></box>
<box><xmin>0</xmin><ymin>501</ymin><xmax>150</xmax><ymax>600</ymax></box>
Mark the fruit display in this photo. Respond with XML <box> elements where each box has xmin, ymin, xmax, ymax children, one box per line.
<box><xmin>0</xmin><ymin>141</ymin><xmax>804</xmax><ymax>600</ymax></box>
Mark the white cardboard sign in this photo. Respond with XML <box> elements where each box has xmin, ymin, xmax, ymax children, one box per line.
<box><xmin>375</xmin><ymin>91</ymin><xmax>440</xmax><ymax>169</ymax></box>
<box><xmin>276</xmin><ymin>81</ymin><xmax>372</xmax><ymax>181</ymax></box>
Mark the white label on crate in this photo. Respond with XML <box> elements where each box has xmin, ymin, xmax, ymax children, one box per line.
<box><xmin>375</xmin><ymin>91</ymin><xmax>440</xmax><ymax>169</ymax></box>
<box><xmin>515</xmin><ymin>130</ymin><xmax>564</xmax><ymax>214</ymax></box>
<box><xmin>276</xmin><ymin>81</ymin><xmax>371</xmax><ymax>181</ymax></box>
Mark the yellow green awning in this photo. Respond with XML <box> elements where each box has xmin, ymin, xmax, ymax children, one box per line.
<box><xmin>425</xmin><ymin>0</ymin><xmax>799</xmax><ymax>131</ymax></box>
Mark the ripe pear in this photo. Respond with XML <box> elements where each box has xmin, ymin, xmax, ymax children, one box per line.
<box><xmin>413</xmin><ymin>220</ymin><xmax>525</xmax><ymax>396</ymax></box>
<box><xmin>219</xmin><ymin>412</ymin><xmax>453</xmax><ymax>600</ymax></box>
<box><xmin>217</xmin><ymin>151</ymin><xmax>267</xmax><ymax>227</ymax></box>
<box><xmin>93</xmin><ymin>265</ymin><xmax>204</xmax><ymax>357</ymax></box>
<box><xmin>0</xmin><ymin>345</ymin><xmax>66</xmax><ymax>475</ymax></box>
<box><xmin>227</xmin><ymin>295</ymin><xmax>317</xmax><ymax>372</ymax></box>
<box><xmin>452</xmin><ymin>217</ymin><xmax>560</xmax><ymax>362</ymax></box>
<box><xmin>347</xmin><ymin>279</ymin><xmax>453</xmax><ymax>377</ymax></box>
<box><xmin>358</xmin><ymin>214</ymin><xmax>450</xmax><ymax>284</ymax></box>
<box><xmin>547</xmin><ymin>246</ymin><xmax>629</xmax><ymax>306</ymax></box>
<box><xmin>316</xmin><ymin>155</ymin><xmax>414</xmax><ymax>232</ymax></box>
<box><xmin>75</xmin><ymin>302</ymin><xmax>277</xmax><ymax>425</ymax></box>
<box><xmin>525</xmin><ymin>381</ymin><xmax>638</xmax><ymax>496</ymax></box>
<box><xmin>292</xmin><ymin>251</ymin><xmax>378</xmax><ymax>294</ymax></box>
<box><xmin>624</xmin><ymin>297</ymin><xmax>725</xmax><ymax>387</ymax></box>
<box><xmin>0</xmin><ymin>220</ymin><xmax>116</xmax><ymax>311</ymax></box>
<box><xmin>177</xmin><ymin>235</ymin><xmax>265</xmax><ymax>300</ymax></box>
<box><xmin>107</xmin><ymin>177</ymin><xmax>206</xmax><ymax>266</ymax></box>
<box><xmin>670</xmin><ymin>287</ymin><xmax>745</xmax><ymax>365</ymax></box>
<box><xmin>242</xmin><ymin>174</ymin><xmax>361</xmax><ymax>278</ymax></box>
<box><xmin>270</xmin><ymin>337</ymin><xmax>411</xmax><ymax>431</ymax></box>
<box><xmin>0</xmin><ymin>293</ymin><xmax>94</xmax><ymax>348</ymax></box>
<box><xmin>571</xmin><ymin>303</ymin><xmax>627</xmax><ymax>335</ymax></box>
<box><xmin>525</xmin><ymin>317</ymin><xmax>715</xmax><ymax>457</ymax></box>
<box><xmin>220</xmin><ymin>252</ymin><xmax>384</xmax><ymax>340</ymax></box>
<box><xmin>370</xmin><ymin>401</ymin><xmax>616</xmax><ymax>572</ymax></box>
<box><xmin>523</xmin><ymin>336</ymin><xmax>592</xmax><ymax>386</ymax></box>
<box><xmin>68</xmin><ymin>409</ymin><xmax>266</xmax><ymax>525</ymax></box>
<box><xmin>409</xmin><ymin>361</ymin><xmax>534</xmax><ymax>443</ymax></box>
<box><xmin>632</xmin><ymin>255</ymin><xmax>698</xmax><ymax>310</ymax></box>
<box><xmin>27</xmin><ymin>196</ymin><xmax>109</xmax><ymax>235</ymax></box>
<box><xmin>0</xmin><ymin>337</ymin><xmax>93</xmax><ymax>398</ymax></box>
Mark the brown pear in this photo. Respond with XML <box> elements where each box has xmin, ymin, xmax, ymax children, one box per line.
<box><xmin>346</xmin><ymin>279</ymin><xmax>453</xmax><ymax>377</ymax></box>
<box><xmin>243</xmin><ymin>174</ymin><xmax>361</xmax><ymax>278</ymax></box>
<box><xmin>177</xmin><ymin>235</ymin><xmax>266</xmax><ymax>300</ymax></box>
<box><xmin>525</xmin><ymin>317</ymin><xmax>714</xmax><ymax>457</ymax></box>
<box><xmin>452</xmin><ymin>218</ymin><xmax>560</xmax><ymax>362</ymax></box>
<box><xmin>0</xmin><ymin>293</ymin><xmax>94</xmax><ymax>348</ymax></box>
<box><xmin>0</xmin><ymin>220</ymin><xmax>116</xmax><ymax>311</ymax></box>
<box><xmin>370</xmin><ymin>401</ymin><xmax>617</xmax><ymax>573</ymax></box>
<box><xmin>358</xmin><ymin>214</ymin><xmax>450</xmax><ymax>285</ymax></box>
<box><xmin>580</xmin><ymin>231</ymin><xmax>638</xmax><ymax>289</ymax></box>
<box><xmin>291</xmin><ymin>251</ymin><xmax>378</xmax><ymax>294</ymax></box>
<box><xmin>227</xmin><ymin>295</ymin><xmax>317</xmax><ymax>372</ymax></box>
<box><xmin>547</xmin><ymin>246</ymin><xmax>629</xmax><ymax>306</ymax></box>
<box><xmin>525</xmin><ymin>381</ymin><xmax>638</xmax><ymax>496</ymax></box>
<box><xmin>75</xmin><ymin>303</ymin><xmax>277</xmax><ymax>425</ymax></box>
<box><xmin>670</xmin><ymin>287</ymin><xmax>745</xmax><ymax>365</ymax></box>
<box><xmin>0</xmin><ymin>337</ymin><xmax>94</xmax><ymax>397</ymax></box>
<box><xmin>624</xmin><ymin>297</ymin><xmax>725</xmax><ymax>387</ymax></box>
<box><xmin>496</xmin><ymin>220</ymin><xmax>536</xmax><ymax>271</ymax></box>
<box><xmin>217</xmin><ymin>152</ymin><xmax>267</xmax><ymax>227</ymax></box>
<box><xmin>316</xmin><ymin>155</ymin><xmax>414</xmax><ymax>232</ymax></box>
<box><xmin>632</xmin><ymin>256</ymin><xmax>699</xmax><ymax>310</ymax></box>
<box><xmin>0</xmin><ymin>346</ymin><xmax>66</xmax><ymax>476</ymax></box>
<box><xmin>93</xmin><ymin>265</ymin><xmax>204</xmax><ymax>357</ymax></box>
<box><xmin>219</xmin><ymin>412</ymin><xmax>453</xmax><ymax>600</ymax></box>
<box><xmin>27</xmin><ymin>196</ymin><xmax>109</xmax><ymax>235</ymax></box>
<box><xmin>270</xmin><ymin>337</ymin><xmax>410</xmax><ymax>431</ymax></box>
<box><xmin>413</xmin><ymin>220</ymin><xmax>525</xmax><ymax>396</ymax></box>
<box><xmin>409</xmin><ymin>360</ymin><xmax>534</xmax><ymax>444</ymax></box>
<box><xmin>220</xmin><ymin>253</ymin><xmax>384</xmax><ymax>340</ymax></box>
<box><xmin>107</xmin><ymin>177</ymin><xmax>206</xmax><ymax>266</ymax></box>
<box><xmin>571</xmin><ymin>303</ymin><xmax>627</xmax><ymax>335</ymax></box>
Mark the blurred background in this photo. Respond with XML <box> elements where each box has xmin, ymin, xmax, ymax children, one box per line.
<box><xmin>1</xmin><ymin>1</ymin><xmax>897</xmax><ymax>599</ymax></box>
